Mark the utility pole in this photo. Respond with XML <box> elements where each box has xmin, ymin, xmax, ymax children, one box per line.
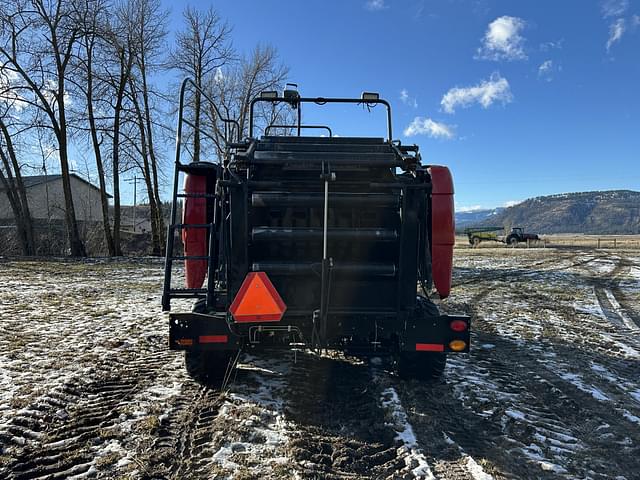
<box><xmin>125</xmin><ymin>176</ymin><xmax>141</xmax><ymax>232</ymax></box>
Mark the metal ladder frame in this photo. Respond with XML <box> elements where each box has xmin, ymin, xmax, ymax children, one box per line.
<box><xmin>162</xmin><ymin>78</ymin><xmax>240</xmax><ymax>312</ymax></box>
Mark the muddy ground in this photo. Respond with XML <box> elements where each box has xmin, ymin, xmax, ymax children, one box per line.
<box><xmin>0</xmin><ymin>248</ymin><xmax>639</xmax><ymax>479</ymax></box>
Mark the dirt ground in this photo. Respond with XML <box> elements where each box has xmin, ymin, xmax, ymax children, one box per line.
<box><xmin>0</xmin><ymin>247</ymin><xmax>639</xmax><ymax>479</ymax></box>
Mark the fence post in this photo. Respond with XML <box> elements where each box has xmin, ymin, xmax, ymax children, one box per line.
<box><xmin>597</xmin><ymin>238</ymin><xmax>601</xmax><ymax>249</ymax></box>
<box><xmin>614</xmin><ymin>238</ymin><xmax>617</xmax><ymax>249</ymax></box>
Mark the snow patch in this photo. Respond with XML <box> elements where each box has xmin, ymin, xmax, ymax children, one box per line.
<box><xmin>558</xmin><ymin>372</ymin><xmax>610</xmax><ymax>401</ymax></box>
<box><xmin>443</xmin><ymin>433</ymin><xmax>494</xmax><ymax>480</ymax></box>
<box><xmin>604</xmin><ymin>289</ymin><xmax>640</xmax><ymax>332</ymax></box>
<box><xmin>379</xmin><ymin>387</ymin><xmax>435</xmax><ymax>479</ymax></box>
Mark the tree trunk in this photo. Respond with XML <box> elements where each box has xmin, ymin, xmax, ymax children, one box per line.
<box><xmin>0</xmin><ymin>155</ymin><xmax>33</xmax><ymax>256</ymax></box>
<box><xmin>111</xmin><ymin>51</ymin><xmax>131</xmax><ymax>257</ymax></box>
<box><xmin>57</xmin><ymin>74</ymin><xmax>86</xmax><ymax>257</ymax></box>
<box><xmin>0</xmin><ymin>121</ymin><xmax>36</xmax><ymax>255</ymax></box>
<box><xmin>112</xmin><ymin>100</ymin><xmax>123</xmax><ymax>257</ymax></box>
<box><xmin>85</xmin><ymin>42</ymin><xmax>116</xmax><ymax>256</ymax></box>
<box><xmin>130</xmin><ymin>78</ymin><xmax>162</xmax><ymax>256</ymax></box>
<box><xmin>139</xmin><ymin>59</ymin><xmax>166</xmax><ymax>254</ymax></box>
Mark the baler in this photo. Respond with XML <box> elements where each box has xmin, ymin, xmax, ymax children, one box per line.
<box><xmin>162</xmin><ymin>80</ymin><xmax>470</xmax><ymax>384</ymax></box>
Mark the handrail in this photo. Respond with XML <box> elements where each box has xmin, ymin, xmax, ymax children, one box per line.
<box><xmin>264</xmin><ymin>124</ymin><xmax>333</xmax><ymax>137</ymax></box>
<box><xmin>174</xmin><ymin>78</ymin><xmax>240</xmax><ymax>169</ymax></box>
<box><xmin>249</xmin><ymin>96</ymin><xmax>393</xmax><ymax>142</ymax></box>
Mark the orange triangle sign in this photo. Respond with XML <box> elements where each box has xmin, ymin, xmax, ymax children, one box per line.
<box><xmin>229</xmin><ymin>272</ymin><xmax>287</xmax><ymax>323</ymax></box>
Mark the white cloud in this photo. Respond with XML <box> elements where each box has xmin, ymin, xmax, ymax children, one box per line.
<box><xmin>0</xmin><ymin>67</ymin><xmax>27</xmax><ymax>112</ymax></box>
<box><xmin>633</xmin><ymin>14</ymin><xmax>640</xmax><ymax>26</ymax></box>
<box><xmin>540</xmin><ymin>39</ymin><xmax>564</xmax><ymax>51</ymax></box>
<box><xmin>399</xmin><ymin>89</ymin><xmax>418</xmax><ymax>108</ymax></box>
<box><xmin>403</xmin><ymin>117</ymin><xmax>455</xmax><ymax>139</ymax></box>
<box><xmin>365</xmin><ymin>0</ymin><xmax>387</xmax><ymax>11</ymax></box>
<box><xmin>606</xmin><ymin>18</ymin><xmax>626</xmax><ymax>51</ymax></box>
<box><xmin>537</xmin><ymin>60</ymin><xmax>559</xmax><ymax>81</ymax></box>
<box><xmin>440</xmin><ymin>72</ymin><xmax>513</xmax><ymax>114</ymax></box>
<box><xmin>214</xmin><ymin>67</ymin><xmax>224</xmax><ymax>84</ymax></box>
<box><xmin>476</xmin><ymin>16</ymin><xmax>527</xmax><ymax>61</ymax></box>
<box><xmin>601</xmin><ymin>0</ymin><xmax>629</xmax><ymax>18</ymax></box>
<box><xmin>503</xmin><ymin>200</ymin><xmax>521</xmax><ymax>207</ymax></box>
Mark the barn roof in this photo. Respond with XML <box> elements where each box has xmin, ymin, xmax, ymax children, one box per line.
<box><xmin>1</xmin><ymin>173</ymin><xmax>112</xmax><ymax>198</ymax></box>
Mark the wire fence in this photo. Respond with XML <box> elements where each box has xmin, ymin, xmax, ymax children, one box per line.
<box><xmin>455</xmin><ymin>235</ymin><xmax>640</xmax><ymax>250</ymax></box>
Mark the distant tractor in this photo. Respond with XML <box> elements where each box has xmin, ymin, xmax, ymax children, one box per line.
<box><xmin>505</xmin><ymin>227</ymin><xmax>539</xmax><ymax>245</ymax></box>
<box><xmin>465</xmin><ymin>226</ymin><xmax>539</xmax><ymax>247</ymax></box>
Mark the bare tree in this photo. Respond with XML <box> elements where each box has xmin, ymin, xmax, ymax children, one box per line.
<box><xmin>204</xmin><ymin>44</ymin><xmax>289</xmax><ymax>158</ymax></box>
<box><xmin>93</xmin><ymin>0</ymin><xmax>140</xmax><ymax>256</ymax></box>
<box><xmin>127</xmin><ymin>74</ymin><xmax>163</xmax><ymax>255</ymax></box>
<box><xmin>171</xmin><ymin>5</ymin><xmax>232</xmax><ymax>163</ymax></box>
<box><xmin>73</xmin><ymin>0</ymin><xmax>118</xmax><ymax>254</ymax></box>
<box><xmin>0</xmin><ymin>62</ymin><xmax>36</xmax><ymax>255</ymax></box>
<box><xmin>0</xmin><ymin>118</ymin><xmax>36</xmax><ymax>255</ymax></box>
<box><xmin>0</xmin><ymin>0</ymin><xmax>87</xmax><ymax>256</ymax></box>
<box><xmin>128</xmin><ymin>0</ymin><xmax>168</xmax><ymax>255</ymax></box>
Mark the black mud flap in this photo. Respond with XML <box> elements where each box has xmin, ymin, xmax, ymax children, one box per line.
<box><xmin>402</xmin><ymin>314</ymin><xmax>471</xmax><ymax>353</ymax></box>
<box><xmin>169</xmin><ymin>312</ymin><xmax>240</xmax><ymax>351</ymax></box>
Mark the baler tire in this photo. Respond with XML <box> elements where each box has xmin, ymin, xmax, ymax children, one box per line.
<box><xmin>398</xmin><ymin>296</ymin><xmax>446</xmax><ymax>380</ymax></box>
<box><xmin>398</xmin><ymin>352</ymin><xmax>447</xmax><ymax>380</ymax></box>
<box><xmin>185</xmin><ymin>350</ymin><xmax>235</xmax><ymax>387</ymax></box>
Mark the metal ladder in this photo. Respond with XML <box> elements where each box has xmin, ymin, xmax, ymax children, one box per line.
<box><xmin>162</xmin><ymin>78</ymin><xmax>239</xmax><ymax>312</ymax></box>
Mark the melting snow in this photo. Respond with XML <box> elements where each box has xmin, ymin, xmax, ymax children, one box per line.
<box><xmin>379</xmin><ymin>387</ymin><xmax>435</xmax><ymax>479</ymax></box>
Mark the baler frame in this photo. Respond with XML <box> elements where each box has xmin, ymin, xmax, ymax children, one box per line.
<box><xmin>162</xmin><ymin>78</ymin><xmax>470</xmax><ymax>383</ymax></box>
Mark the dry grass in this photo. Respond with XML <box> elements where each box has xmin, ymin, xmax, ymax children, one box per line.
<box><xmin>455</xmin><ymin>234</ymin><xmax>640</xmax><ymax>250</ymax></box>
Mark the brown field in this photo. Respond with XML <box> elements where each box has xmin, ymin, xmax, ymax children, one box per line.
<box><xmin>455</xmin><ymin>234</ymin><xmax>640</xmax><ymax>250</ymax></box>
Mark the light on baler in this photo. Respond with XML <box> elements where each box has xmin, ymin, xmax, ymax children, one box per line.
<box><xmin>450</xmin><ymin>320</ymin><xmax>468</xmax><ymax>332</ymax></box>
<box><xmin>361</xmin><ymin>92</ymin><xmax>380</xmax><ymax>101</ymax></box>
<box><xmin>449</xmin><ymin>340</ymin><xmax>467</xmax><ymax>351</ymax></box>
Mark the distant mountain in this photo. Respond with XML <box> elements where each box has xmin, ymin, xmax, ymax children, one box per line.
<box><xmin>455</xmin><ymin>208</ymin><xmax>505</xmax><ymax>229</ymax></box>
<box><xmin>469</xmin><ymin>190</ymin><xmax>640</xmax><ymax>234</ymax></box>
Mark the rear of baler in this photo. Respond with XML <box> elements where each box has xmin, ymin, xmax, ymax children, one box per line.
<box><xmin>162</xmin><ymin>80</ymin><xmax>470</xmax><ymax>383</ymax></box>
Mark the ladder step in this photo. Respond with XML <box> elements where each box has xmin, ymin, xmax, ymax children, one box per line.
<box><xmin>176</xmin><ymin>161</ymin><xmax>220</xmax><ymax>175</ymax></box>
<box><xmin>170</xmin><ymin>223</ymin><xmax>212</xmax><ymax>229</ymax></box>
<box><xmin>168</xmin><ymin>288</ymin><xmax>208</xmax><ymax>299</ymax></box>
<box><xmin>176</xmin><ymin>193</ymin><xmax>217</xmax><ymax>198</ymax></box>
<box><xmin>170</xmin><ymin>255</ymin><xmax>210</xmax><ymax>261</ymax></box>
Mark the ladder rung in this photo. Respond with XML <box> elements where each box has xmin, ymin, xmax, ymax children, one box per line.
<box><xmin>171</xmin><ymin>255</ymin><xmax>210</xmax><ymax>260</ymax></box>
<box><xmin>169</xmin><ymin>288</ymin><xmax>208</xmax><ymax>297</ymax></box>
<box><xmin>170</xmin><ymin>223</ymin><xmax>212</xmax><ymax>229</ymax></box>
<box><xmin>176</xmin><ymin>193</ymin><xmax>217</xmax><ymax>198</ymax></box>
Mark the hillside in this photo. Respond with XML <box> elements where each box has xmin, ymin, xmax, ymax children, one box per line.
<box><xmin>470</xmin><ymin>190</ymin><xmax>640</xmax><ymax>234</ymax></box>
<box><xmin>455</xmin><ymin>208</ymin><xmax>505</xmax><ymax>228</ymax></box>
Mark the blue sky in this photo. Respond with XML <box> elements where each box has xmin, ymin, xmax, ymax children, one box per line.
<box><xmin>154</xmin><ymin>0</ymin><xmax>640</xmax><ymax>210</ymax></box>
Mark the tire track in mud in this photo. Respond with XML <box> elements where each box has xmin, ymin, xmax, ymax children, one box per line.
<box><xmin>439</xmin><ymin>250</ymin><xmax>640</xmax><ymax>478</ymax></box>
<box><xmin>146</xmin><ymin>381</ymin><xmax>224</xmax><ymax>479</ymax></box>
<box><xmin>398</xmin><ymin>333</ymin><xmax>640</xmax><ymax>479</ymax></box>
<box><xmin>281</xmin><ymin>354</ymin><xmax>409</xmax><ymax>479</ymax></box>
<box><xmin>570</xmin><ymin>252</ymin><xmax>640</xmax><ymax>330</ymax></box>
<box><xmin>452</xmin><ymin>250</ymin><xmax>594</xmax><ymax>290</ymax></box>
<box><xmin>0</xmin><ymin>351</ymin><xmax>172</xmax><ymax>480</ymax></box>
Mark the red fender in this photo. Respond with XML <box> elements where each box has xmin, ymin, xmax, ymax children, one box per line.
<box><xmin>429</xmin><ymin>166</ymin><xmax>455</xmax><ymax>299</ymax></box>
<box><xmin>182</xmin><ymin>174</ymin><xmax>207</xmax><ymax>289</ymax></box>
